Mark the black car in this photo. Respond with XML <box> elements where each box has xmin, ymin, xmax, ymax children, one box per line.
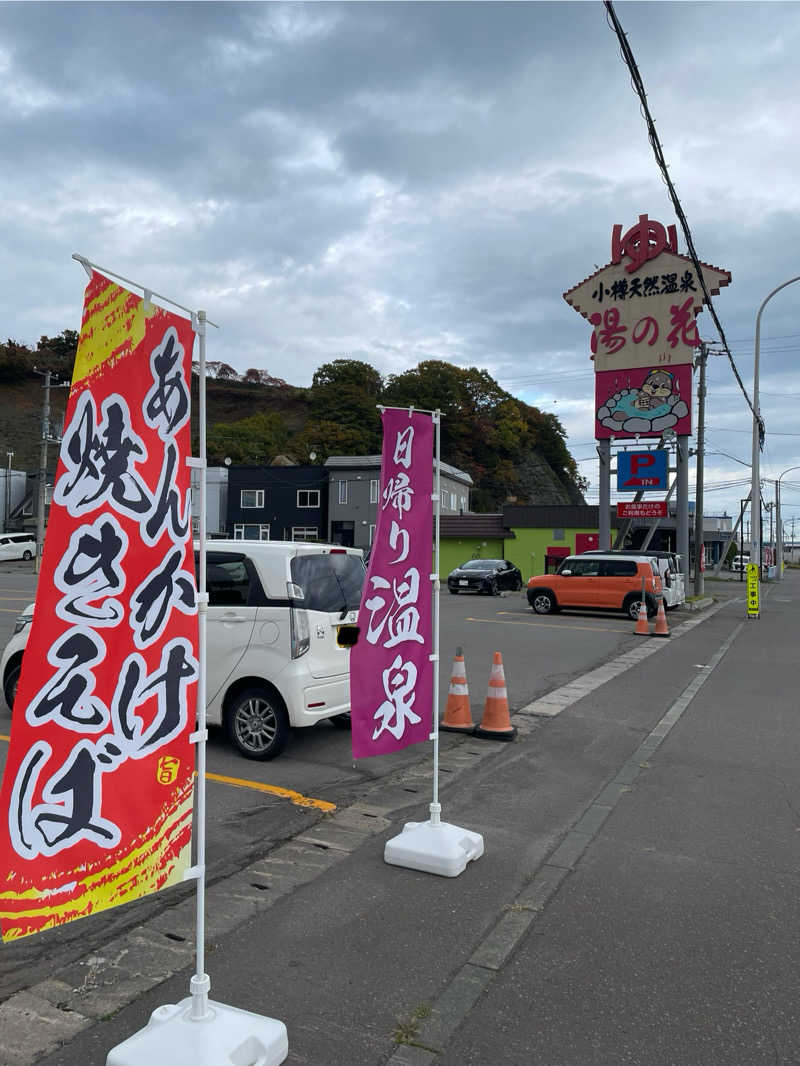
<box><xmin>447</xmin><ymin>558</ymin><xmax>523</xmax><ymax>595</ymax></box>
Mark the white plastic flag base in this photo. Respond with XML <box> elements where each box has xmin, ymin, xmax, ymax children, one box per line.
<box><xmin>106</xmin><ymin>998</ymin><xmax>288</xmax><ymax>1066</ymax></box>
<box><xmin>384</xmin><ymin>818</ymin><xmax>484</xmax><ymax>877</ymax></box>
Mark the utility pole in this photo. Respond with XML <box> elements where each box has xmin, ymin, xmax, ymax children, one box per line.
<box><xmin>776</xmin><ymin>479</ymin><xmax>782</xmax><ymax>578</ymax></box>
<box><xmin>711</xmin><ymin>490</ymin><xmax>750</xmax><ymax>577</ymax></box>
<box><xmin>693</xmin><ymin>343</ymin><xmax>708</xmax><ymax>596</ymax></box>
<box><xmin>598</xmin><ymin>439</ymin><xmax>610</xmax><ymax>550</ymax></box>
<box><xmin>677</xmin><ymin>433</ymin><xmax>690</xmax><ymax>589</ymax></box>
<box><xmin>741</xmin><ymin>501</ymin><xmax>747</xmax><ymax>582</ymax></box>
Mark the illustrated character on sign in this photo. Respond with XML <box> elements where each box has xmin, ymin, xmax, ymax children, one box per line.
<box><xmin>597</xmin><ymin>368</ymin><xmax>689</xmax><ymax>434</ymax></box>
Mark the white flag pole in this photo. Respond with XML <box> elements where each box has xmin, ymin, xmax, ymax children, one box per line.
<box><xmin>429</xmin><ymin>409</ymin><xmax>441</xmax><ymax>827</ymax></box>
<box><xmin>189</xmin><ymin>309</ymin><xmax>210</xmax><ymax>1019</ymax></box>
<box><xmin>383</xmin><ymin>407</ymin><xmax>484</xmax><ymax>878</ymax></box>
<box><xmin>73</xmin><ymin>255</ymin><xmax>214</xmax><ymax>1018</ymax></box>
<box><xmin>72</xmin><ymin>261</ymin><xmax>288</xmax><ymax>1064</ymax></box>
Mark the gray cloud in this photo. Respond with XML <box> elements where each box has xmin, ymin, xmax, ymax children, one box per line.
<box><xmin>1</xmin><ymin>2</ymin><xmax>799</xmax><ymax>519</ymax></box>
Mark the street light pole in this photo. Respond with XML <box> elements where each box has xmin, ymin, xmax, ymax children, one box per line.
<box><xmin>693</xmin><ymin>343</ymin><xmax>708</xmax><ymax>596</ymax></box>
<box><xmin>776</xmin><ymin>465</ymin><xmax>800</xmax><ymax>580</ymax></box>
<box><xmin>751</xmin><ymin>276</ymin><xmax>800</xmax><ymax>610</ymax></box>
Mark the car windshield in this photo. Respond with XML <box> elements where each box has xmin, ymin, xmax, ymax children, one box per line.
<box><xmin>461</xmin><ymin>559</ymin><xmax>502</xmax><ymax>570</ymax></box>
<box><xmin>290</xmin><ymin>552</ymin><xmax>365</xmax><ymax>613</ymax></box>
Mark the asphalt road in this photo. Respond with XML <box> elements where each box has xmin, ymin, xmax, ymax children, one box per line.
<box><xmin>0</xmin><ymin>559</ymin><xmax>699</xmax><ymax>1002</ymax></box>
<box><xmin>18</xmin><ymin>574</ymin><xmax>773</xmax><ymax>1066</ymax></box>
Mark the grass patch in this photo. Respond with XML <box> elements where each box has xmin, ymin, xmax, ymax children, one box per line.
<box><xmin>393</xmin><ymin>1003</ymin><xmax>433</xmax><ymax>1044</ymax></box>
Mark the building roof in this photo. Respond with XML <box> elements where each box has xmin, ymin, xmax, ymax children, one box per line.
<box><xmin>325</xmin><ymin>455</ymin><xmax>473</xmax><ymax>485</ymax></box>
<box><xmin>440</xmin><ymin>514</ymin><xmax>512</xmax><ymax>539</ymax></box>
<box><xmin>502</xmin><ymin>504</ymin><xmax>616</xmax><ymax>529</ymax></box>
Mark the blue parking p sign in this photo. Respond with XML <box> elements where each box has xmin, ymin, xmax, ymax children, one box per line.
<box><xmin>617</xmin><ymin>449</ymin><xmax>668</xmax><ymax>492</ymax></box>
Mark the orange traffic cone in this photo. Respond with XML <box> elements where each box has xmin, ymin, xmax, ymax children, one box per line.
<box><xmin>441</xmin><ymin>647</ymin><xmax>475</xmax><ymax>732</ymax></box>
<box><xmin>634</xmin><ymin>597</ymin><xmax>650</xmax><ymax>636</ymax></box>
<box><xmin>653</xmin><ymin>595</ymin><xmax>670</xmax><ymax>638</ymax></box>
<box><xmin>474</xmin><ymin>652</ymin><xmax>516</xmax><ymax>741</ymax></box>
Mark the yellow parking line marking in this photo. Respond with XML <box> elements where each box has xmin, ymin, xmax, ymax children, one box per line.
<box><xmin>466</xmin><ymin>616</ymin><xmax>631</xmax><ymax>634</ymax></box>
<box><xmin>205</xmin><ymin>771</ymin><xmax>335</xmax><ymax>812</ymax></box>
<box><xmin>0</xmin><ymin>735</ymin><xmax>334</xmax><ymax>812</ymax></box>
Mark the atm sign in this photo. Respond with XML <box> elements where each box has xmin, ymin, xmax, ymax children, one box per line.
<box><xmin>617</xmin><ymin>450</ymin><xmax>669</xmax><ymax>491</ymax></box>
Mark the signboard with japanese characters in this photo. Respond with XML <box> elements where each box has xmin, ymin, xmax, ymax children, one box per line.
<box><xmin>746</xmin><ymin>562</ymin><xmax>760</xmax><ymax>618</ymax></box>
<box><xmin>617</xmin><ymin>501</ymin><xmax>668</xmax><ymax>519</ymax></box>
<box><xmin>350</xmin><ymin>409</ymin><xmax>433</xmax><ymax>759</ymax></box>
<box><xmin>565</xmin><ymin>215</ymin><xmax>730</xmax><ymax>440</ymax></box>
<box><xmin>564</xmin><ymin>216</ymin><xmax>731</xmax><ymax>373</ymax></box>
<box><xmin>0</xmin><ymin>272</ymin><xmax>198</xmax><ymax>940</ymax></box>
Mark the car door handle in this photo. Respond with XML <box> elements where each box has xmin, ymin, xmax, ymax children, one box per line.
<box><xmin>218</xmin><ymin>612</ymin><xmax>249</xmax><ymax>623</ymax></box>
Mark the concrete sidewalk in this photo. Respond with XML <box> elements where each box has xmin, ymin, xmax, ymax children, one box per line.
<box><xmin>434</xmin><ymin>577</ymin><xmax>800</xmax><ymax>1065</ymax></box>
<box><xmin>9</xmin><ymin>577</ymin><xmax>797</xmax><ymax>1065</ymax></box>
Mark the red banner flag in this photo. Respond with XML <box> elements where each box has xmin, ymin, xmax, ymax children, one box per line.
<box><xmin>0</xmin><ymin>272</ymin><xmax>198</xmax><ymax>940</ymax></box>
<box><xmin>350</xmin><ymin>410</ymin><xmax>433</xmax><ymax>758</ymax></box>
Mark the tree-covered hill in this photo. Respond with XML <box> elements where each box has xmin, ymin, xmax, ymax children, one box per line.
<box><xmin>0</xmin><ymin>338</ymin><xmax>586</xmax><ymax>511</ymax></box>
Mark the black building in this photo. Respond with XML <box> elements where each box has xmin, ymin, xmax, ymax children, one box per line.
<box><xmin>225</xmin><ymin>464</ymin><xmax>329</xmax><ymax>542</ymax></box>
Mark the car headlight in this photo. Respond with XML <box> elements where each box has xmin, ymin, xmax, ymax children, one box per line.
<box><xmin>14</xmin><ymin>614</ymin><xmax>32</xmax><ymax>635</ymax></box>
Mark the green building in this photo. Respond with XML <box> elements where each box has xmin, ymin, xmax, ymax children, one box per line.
<box><xmin>440</xmin><ymin>506</ymin><xmax>619</xmax><ymax>581</ymax></box>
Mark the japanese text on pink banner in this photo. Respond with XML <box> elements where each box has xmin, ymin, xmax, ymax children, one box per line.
<box><xmin>350</xmin><ymin>410</ymin><xmax>433</xmax><ymax>758</ymax></box>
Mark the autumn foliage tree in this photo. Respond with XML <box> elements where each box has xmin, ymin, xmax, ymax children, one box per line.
<box><xmin>0</xmin><ymin>324</ymin><xmax>585</xmax><ymax>509</ymax></box>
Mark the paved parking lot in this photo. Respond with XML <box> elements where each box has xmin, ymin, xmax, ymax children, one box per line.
<box><xmin>0</xmin><ymin>562</ymin><xmax>692</xmax><ymax>848</ymax></box>
<box><xmin>0</xmin><ymin>561</ymin><xmax>702</xmax><ymax>1001</ymax></box>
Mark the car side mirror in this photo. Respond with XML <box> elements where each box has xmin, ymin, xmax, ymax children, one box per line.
<box><xmin>560</xmin><ymin>569</ymin><xmax>572</xmax><ymax>576</ymax></box>
<box><xmin>337</xmin><ymin>624</ymin><xmax>360</xmax><ymax>647</ymax></box>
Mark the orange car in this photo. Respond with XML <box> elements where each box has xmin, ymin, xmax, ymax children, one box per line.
<box><xmin>526</xmin><ymin>554</ymin><xmax>663</xmax><ymax>620</ymax></box>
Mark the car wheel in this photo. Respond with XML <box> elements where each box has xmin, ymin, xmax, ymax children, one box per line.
<box><xmin>625</xmin><ymin>596</ymin><xmax>642</xmax><ymax>621</ymax></box>
<box><xmin>330</xmin><ymin>712</ymin><xmax>351</xmax><ymax>729</ymax></box>
<box><xmin>3</xmin><ymin>658</ymin><xmax>21</xmax><ymax>710</ymax></box>
<box><xmin>532</xmin><ymin>591</ymin><xmax>555</xmax><ymax>615</ymax></box>
<box><xmin>226</xmin><ymin>686</ymin><xmax>290</xmax><ymax>760</ymax></box>
<box><xmin>22</xmin><ymin>550</ymin><xmax>32</xmax><ymax>561</ymax></box>
<box><xmin>625</xmin><ymin>596</ymin><xmax>656</xmax><ymax>621</ymax></box>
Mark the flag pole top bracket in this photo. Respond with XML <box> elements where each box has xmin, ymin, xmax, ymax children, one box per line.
<box><xmin>72</xmin><ymin>252</ymin><xmax>92</xmax><ymax>279</ymax></box>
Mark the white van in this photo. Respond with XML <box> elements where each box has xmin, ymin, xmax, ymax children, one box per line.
<box><xmin>0</xmin><ymin>533</ymin><xmax>36</xmax><ymax>562</ymax></box>
<box><xmin>0</xmin><ymin>540</ymin><xmax>366</xmax><ymax>761</ymax></box>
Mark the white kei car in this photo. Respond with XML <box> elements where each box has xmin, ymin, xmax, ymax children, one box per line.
<box><xmin>0</xmin><ymin>540</ymin><xmax>365</xmax><ymax>761</ymax></box>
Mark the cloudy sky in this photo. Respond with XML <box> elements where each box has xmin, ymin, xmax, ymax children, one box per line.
<box><xmin>2</xmin><ymin>1</ymin><xmax>799</xmax><ymax>533</ymax></box>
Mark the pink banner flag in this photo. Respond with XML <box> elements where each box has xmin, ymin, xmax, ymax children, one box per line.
<box><xmin>350</xmin><ymin>409</ymin><xmax>433</xmax><ymax>758</ymax></box>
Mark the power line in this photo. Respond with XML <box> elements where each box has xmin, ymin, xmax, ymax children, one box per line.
<box><xmin>708</xmin><ymin>427</ymin><xmax>800</xmax><ymax>437</ymax></box>
<box><xmin>603</xmin><ymin>1</ymin><xmax>764</xmax><ymax>449</ymax></box>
